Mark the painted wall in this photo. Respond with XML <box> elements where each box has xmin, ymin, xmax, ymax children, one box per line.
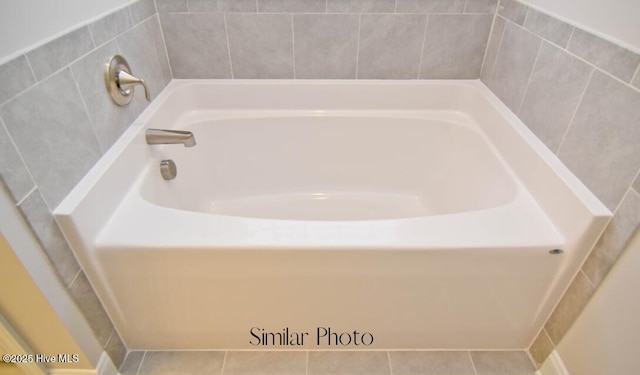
<box><xmin>557</xmin><ymin>225</ymin><xmax>640</xmax><ymax>375</ymax></box>
<box><xmin>520</xmin><ymin>0</ymin><xmax>640</xmax><ymax>52</ymax></box>
<box><xmin>0</xmin><ymin>233</ymin><xmax>92</xmax><ymax>370</ymax></box>
<box><xmin>0</xmin><ymin>0</ymin><xmax>133</xmax><ymax>62</ymax></box>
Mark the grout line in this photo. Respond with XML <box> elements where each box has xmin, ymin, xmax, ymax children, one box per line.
<box><xmin>631</xmin><ymin>62</ymin><xmax>640</xmax><ymax>85</ymax></box>
<box><xmin>223</xmin><ymin>14</ymin><xmax>235</xmax><ymax>79</ymax></box>
<box><xmin>0</xmin><ymin>115</ymin><xmax>39</xmax><ymax>199</ymax></box>
<box><xmin>14</xmin><ymin>185</ymin><xmax>37</xmax><ymax>208</ymax></box>
<box><xmin>256</xmin><ymin>0</ymin><xmax>259</xmax><ymax>12</ymax></box>
<box><xmin>394</xmin><ymin>0</ymin><xmax>398</xmax><ymax>13</ymax></box>
<box><xmin>156</xmin><ymin>13</ymin><xmax>174</xmax><ymax>79</ymax></box>
<box><xmin>355</xmin><ymin>14</ymin><xmax>361</xmax><ymax>79</ymax></box>
<box><xmin>565</xmin><ymin>26</ymin><xmax>575</xmax><ymax>50</ymax></box>
<box><xmin>467</xmin><ymin>351</ymin><xmax>478</xmax><ymax>375</ymax></box>
<box><xmin>524</xmin><ymin>347</ymin><xmax>538</xmax><ymax>370</ymax></box>
<box><xmin>221</xmin><ymin>351</ymin><xmax>228</xmax><ymax>375</ymax></box>
<box><xmin>186</xmin><ymin>0</ymin><xmax>190</xmax><ymax>12</ymax></box>
<box><xmin>68</xmin><ymin>65</ymin><xmax>105</xmax><ymax>154</ymax></box>
<box><xmin>66</xmin><ymin>269</ymin><xmax>82</xmax><ymax>289</ymax></box>
<box><xmin>305</xmin><ymin>350</ymin><xmax>309</xmax><ymax>375</ymax></box>
<box><xmin>135</xmin><ymin>351</ymin><xmax>147</xmax><ymax>375</ymax></box>
<box><xmin>580</xmin><ymin>268</ymin><xmax>597</xmax><ymax>291</ymax></box>
<box><xmin>387</xmin><ymin>351</ymin><xmax>394</xmax><ymax>375</ymax></box>
<box><xmin>463</xmin><ymin>0</ymin><xmax>468</xmax><ymax>13</ymax></box>
<box><xmin>291</xmin><ymin>14</ymin><xmax>296</xmax><ymax>79</ymax></box>
<box><xmin>555</xmin><ymin>67</ymin><xmax>594</xmax><ymax>155</ymax></box>
<box><xmin>479</xmin><ymin>7</ymin><xmax>499</xmax><ymax>79</ymax></box>
<box><xmin>516</xmin><ymin>38</ymin><xmax>544</xmax><ymax>114</ymax></box>
<box><xmin>325</xmin><ymin>0</ymin><xmax>328</xmax><ymax>13</ymax></box>
<box><xmin>416</xmin><ymin>15</ymin><xmax>429</xmax><ymax>79</ymax></box>
<box><xmin>522</xmin><ymin>7</ymin><xmax>530</xmax><ymax>27</ymax></box>
<box><xmin>24</xmin><ymin>54</ymin><xmax>38</xmax><ymax>83</ymax></box>
<box><xmin>487</xmin><ymin>17</ymin><xmax>508</xmax><ymax>82</ymax></box>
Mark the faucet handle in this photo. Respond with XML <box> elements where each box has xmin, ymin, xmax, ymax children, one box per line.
<box><xmin>117</xmin><ymin>70</ymin><xmax>151</xmax><ymax>102</ymax></box>
<box><xmin>105</xmin><ymin>55</ymin><xmax>151</xmax><ymax>106</ymax></box>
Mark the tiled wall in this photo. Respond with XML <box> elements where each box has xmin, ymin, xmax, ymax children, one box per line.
<box><xmin>156</xmin><ymin>0</ymin><xmax>498</xmax><ymax>79</ymax></box>
<box><xmin>0</xmin><ymin>0</ymin><xmax>169</xmax><ymax>368</ymax></box>
<box><xmin>1</xmin><ymin>0</ymin><xmax>639</xmax><ymax>371</ymax></box>
<box><xmin>479</xmin><ymin>0</ymin><xmax>640</xmax><ymax>368</ymax></box>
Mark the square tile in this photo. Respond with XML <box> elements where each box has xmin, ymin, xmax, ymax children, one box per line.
<box><xmin>582</xmin><ymin>189</ymin><xmax>640</xmax><ymax>287</ymax></box>
<box><xmin>138</xmin><ymin>351</ymin><xmax>225</xmax><ymax>375</ymax></box>
<box><xmin>188</xmin><ymin>0</ymin><xmax>257</xmax><ymax>12</ymax></box>
<box><xmin>420</xmin><ymin>14</ymin><xmax>492</xmax><ymax>79</ymax></box>
<box><xmin>497</xmin><ymin>0</ymin><xmax>528</xmax><ymax>25</ymax></box>
<box><xmin>390</xmin><ymin>351</ymin><xmax>475</xmax><ymax>375</ymax></box>
<box><xmin>518</xmin><ymin>42</ymin><xmax>592</xmax><ymax>152</ymax></box>
<box><xmin>357</xmin><ymin>14</ymin><xmax>426</xmax><ymax>79</ymax></box>
<box><xmin>488</xmin><ymin>22</ymin><xmax>542</xmax><ymax>111</ymax></box>
<box><xmin>89</xmin><ymin>7</ymin><xmax>133</xmax><ymax>46</ymax></box>
<box><xmin>470</xmin><ymin>351</ymin><xmax>536</xmax><ymax>375</ymax></box>
<box><xmin>544</xmin><ymin>271</ymin><xmax>596</xmax><ymax>344</ymax></box>
<box><xmin>224</xmin><ymin>351</ymin><xmax>304</xmax><ymax>375</ymax></box>
<box><xmin>68</xmin><ymin>271</ymin><xmax>114</xmax><ymax>346</ymax></box>
<box><xmin>308</xmin><ymin>351</ymin><xmax>390</xmax><ymax>375</ymax></box>
<box><xmin>557</xmin><ymin>71</ymin><xmax>640</xmax><ymax>210</ymax></box>
<box><xmin>17</xmin><ymin>189</ymin><xmax>81</xmax><ymax>286</ymax></box>
<box><xmin>226</xmin><ymin>13</ymin><xmax>294</xmax><ymax>79</ymax></box>
<box><xmin>71</xmin><ymin>41</ymin><xmax>140</xmax><ymax>152</ymax></box>
<box><xmin>26</xmin><ymin>27</ymin><xmax>94</xmax><ymax>81</ymax></box>
<box><xmin>524</xmin><ymin>9</ymin><xmax>573</xmax><ymax>48</ymax></box>
<box><xmin>567</xmin><ymin>28</ymin><xmax>640</xmax><ymax>82</ymax></box>
<box><xmin>293</xmin><ymin>14</ymin><xmax>359</xmax><ymax>79</ymax></box>
<box><xmin>0</xmin><ymin>55</ymin><xmax>37</xmax><ymax>104</ymax></box>
<box><xmin>0</xmin><ymin>69</ymin><xmax>102</xmax><ymax>208</ymax></box>
<box><xmin>160</xmin><ymin>13</ymin><xmax>231</xmax><ymax>78</ymax></box>
<box><xmin>327</xmin><ymin>0</ymin><xmax>395</xmax><ymax>13</ymax></box>
<box><xmin>396</xmin><ymin>0</ymin><xmax>465</xmax><ymax>13</ymax></box>
<box><xmin>480</xmin><ymin>15</ymin><xmax>505</xmax><ymax>82</ymax></box>
<box><xmin>0</xmin><ymin>117</ymin><xmax>34</xmax><ymax>202</ymax></box>
<box><xmin>259</xmin><ymin>0</ymin><xmax>326</xmax><ymax>12</ymax></box>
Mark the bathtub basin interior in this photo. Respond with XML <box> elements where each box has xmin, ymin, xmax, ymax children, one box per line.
<box><xmin>54</xmin><ymin>80</ymin><xmax>610</xmax><ymax>350</ymax></box>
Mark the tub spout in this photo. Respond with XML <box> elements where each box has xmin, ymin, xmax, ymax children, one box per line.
<box><xmin>146</xmin><ymin>128</ymin><xmax>196</xmax><ymax>147</ymax></box>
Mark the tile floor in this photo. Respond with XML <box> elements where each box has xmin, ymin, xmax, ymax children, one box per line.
<box><xmin>119</xmin><ymin>350</ymin><xmax>537</xmax><ymax>375</ymax></box>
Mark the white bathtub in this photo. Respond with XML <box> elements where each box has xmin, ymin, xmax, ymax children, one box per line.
<box><xmin>55</xmin><ymin>80</ymin><xmax>610</xmax><ymax>350</ymax></box>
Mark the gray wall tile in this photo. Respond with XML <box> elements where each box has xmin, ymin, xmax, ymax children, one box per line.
<box><xmin>582</xmin><ymin>189</ymin><xmax>640</xmax><ymax>287</ymax></box>
<box><xmin>105</xmin><ymin>330</ymin><xmax>127</xmax><ymax>369</ymax></box>
<box><xmin>120</xmin><ymin>351</ymin><xmax>145</xmax><ymax>375</ymax></box>
<box><xmin>225</xmin><ymin>351</ymin><xmax>305</xmax><ymax>375</ymax></box>
<box><xmin>161</xmin><ymin>13</ymin><xmax>231</xmax><ymax>78</ymax></box>
<box><xmin>17</xmin><ymin>190</ymin><xmax>81</xmax><ymax>286</ymax></box>
<box><xmin>146</xmin><ymin>16</ymin><xmax>173</xmax><ymax>85</ymax></box>
<box><xmin>70</xmin><ymin>41</ymin><xmax>139</xmax><ymax>151</ymax></box>
<box><xmin>557</xmin><ymin>71</ymin><xmax>640</xmax><ymax>210</ymax></box>
<box><xmin>0</xmin><ymin>69</ymin><xmax>102</xmax><ymax>208</ymax></box>
<box><xmin>226</xmin><ymin>13</ymin><xmax>294</xmax><ymax>79</ymax></box>
<box><xmin>293</xmin><ymin>14</ymin><xmax>359</xmax><ymax>79</ymax></box>
<box><xmin>327</xmin><ymin>0</ymin><xmax>395</xmax><ymax>13</ymax></box>
<box><xmin>138</xmin><ymin>352</ymin><xmax>225</xmax><ymax>375</ymax></box>
<box><xmin>632</xmin><ymin>66</ymin><xmax>640</xmax><ymax>90</ymax></box>
<box><xmin>308</xmin><ymin>351</ymin><xmax>390</xmax><ymax>375</ymax></box>
<box><xmin>529</xmin><ymin>329</ymin><xmax>554</xmax><ymax>368</ymax></box>
<box><xmin>518</xmin><ymin>42</ymin><xmax>592</xmax><ymax>152</ymax></box>
<box><xmin>567</xmin><ymin>29</ymin><xmax>640</xmax><ymax>82</ymax></box>
<box><xmin>69</xmin><ymin>271</ymin><xmax>114</xmax><ymax>346</ymax></box>
<box><xmin>487</xmin><ymin>22</ymin><xmax>541</xmax><ymax>111</ymax></box>
<box><xmin>471</xmin><ymin>351</ymin><xmax>536</xmax><ymax>375</ymax></box>
<box><xmin>129</xmin><ymin>0</ymin><xmax>156</xmax><ymax>24</ymax></box>
<box><xmin>259</xmin><ymin>0</ymin><xmax>326</xmax><ymax>12</ymax></box>
<box><xmin>118</xmin><ymin>19</ymin><xmax>170</xmax><ymax>104</ymax></box>
<box><xmin>89</xmin><ymin>7</ymin><xmax>133</xmax><ymax>46</ymax></box>
<box><xmin>524</xmin><ymin>9</ymin><xmax>573</xmax><ymax>48</ymax></box>
<box><xmin>0</xmin><ymin>117</ymin><xmax>35</xmax><ymax>202</ymax></box>
<box><xmin>465</xmin><ymin>0</ymin><xmax>498</xmax><ymax>14</ymax></box>
<box><xmin>188</xmin><ymin>0</ymin><xmax>257</xmax><ymax>12</ymax></box>
<box><xmin>480</xmin><ymin>15</ymin><xmax>505</xmax><ymax>82</ymax></box>
<box><xmin>544</xmin><ymin>271</ymin><xmax>596</xmax><ymax>344</ymax></box>
<box><xmin>390</xmin><ymin>351</ymin><xmax>475</xmax><ymax>375</ymax></box>
<box><xmin>156</xmin><ymin>0</ymin><xmax>188</xmax><ymax>12</ymax></box>
<box><xmin>0</xmin><ymin>56</ymin><xmax>37</xmax><ymax>104</ymax></box>
<box><xmin>357</xmin><ymin>14</ymin><xmax>426</xmax><ymax>79</ymax></box>
<box><xmin>420</xmin><ymin>14</ymin><xmax>492</xmax><ymax>79</ymax></box>
<box><xmin>26</xmin><ymin>27</ymin><xmax>94</xmax><ymax>81</ymax></box>
<box><xmin>396</xmin><ymin>0</ymin><xmax>465</xmax><ymax>13</ymax></box>
<box><xmin>497</xmin><ymin>0</ymin><xmax>528</xmax><ymax>26</ymax></box>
